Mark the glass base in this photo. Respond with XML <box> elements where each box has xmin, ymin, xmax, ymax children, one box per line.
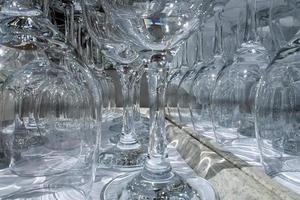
<box><xmin>109</xmin><ymin>118</ymin><xmax>149</xmax><ymax>133</ymax></box>
<box><xmin>100</xmin><ymin>171</ymin><xmax>219</xmax><ymax>200</ymax></box>
<box><xmin>2</xmin><ymin>186</ymin><xmax>89</xmax><ymax>200</ymax></box>
<box><xmin>98</xmin><ymin>146</ymin><xmax>147</xmax><ymax>170</ymax></box>
<box><xmin>109</xmin><ymin>121</ymin><xmax>149</xmax><ymax>145</ymax></box>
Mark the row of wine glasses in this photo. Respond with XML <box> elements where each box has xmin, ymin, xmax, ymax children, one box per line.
<box><xmin>167</xmin><ymin>0</ymin><xmax>300</xmax><ymax>194</ymax></box>
<box><xmin>0</xmin><ymin>0</ymin><xmax>217</xmax><ymax>199</ymax></box>
<box><xmin>1</xmin><ymin>0</ymin><xmax>300</xmax><ymax>199</ymax></box>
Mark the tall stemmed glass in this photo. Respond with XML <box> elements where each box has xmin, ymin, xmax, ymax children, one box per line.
<box><xmin>59</xmin><ymin>0</ymin><xmax>117</xmax><ymax>119</ymax></box>
<box><xmin>189</xmin><ymin>3</ymin><xmax>229</xmax><ymax>140</ymax></box>
<box><xmin>99</xmin><ymin>1</ymin><xmax>218</xmax><ymax>199</ymax></box>
<box><xmin>81</xmin><ymin>0</ymin><xmax>148</xmax><ymax>169</ymax></box>
<box><xmin>177</xmin><ymin>30</ymin><xmax>205</xmax><ymax>128</ymax></box>
<box><xmin>0</xmin><ymin>0</ymin><xmax>101</xmax><ymax>198</ymax></box>
<box><xmin>255</xmin><ymin>0</ymin><xmax>300</xmax><ymax>193</ymax></box>
<box><xmin>166</xmin><ymin>39</ymin><xmax>190</xmax><ymax>122</ymax></box>
<box><xmin>211</xmin><ymin>0</ymin><xmax>269</xmax><ymax>165</ymax></box>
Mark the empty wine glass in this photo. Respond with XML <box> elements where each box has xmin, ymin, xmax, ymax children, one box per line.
<box><xmin>0</xmin><ymin>1</ymin><xmax>101</xmax><ymax>199</ymax></box>
<box><xmin>255</xmin><ymin>29</ymin><xmax>300</xmax><ymax>194</ymax></box>
<box><xmin>0</xmin><ymin>48</ymin><xmax>101</xmax><ymax>200</ymax></box>
<box><xmin>190</xmin><ymin>3</ymin><xmax>230</xmax><ymax>140</ymax></box>
<box><xmin>81</xmin><ymin>0</ymin><xmax>148</xmax><ymax>169</ymax></box>
<box><xmin>0</xmin><ymin>0</ymin><xmax>62</xmax><ymax>170</ymax></box>
<box><xmin>177</xmin><ymin>30</ymin><xmax>205</xmax><ymax>128</ymax></box>
<box><xmin>166</xmin><ymin>35</ymin><xmax>196</xmax><ymax>123</ymax></box>
<box><xmin>100</xmin><ymin>0</ymin><xmax>219</xmax><ymax>199</ymax></box>
<box><xmin>211</xmin><ymin>0</ymin><xmax>269</xmax><ymax>166</ymax></box>
<box><xmin>49</xmin><ymin>0</ymin><xmax>117</xmax><ymax>117</ymax></box>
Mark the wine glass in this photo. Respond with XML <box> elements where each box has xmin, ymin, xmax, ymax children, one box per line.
<box><xmin>166</xmin><ymin>35</ymin><xmax>195</xmax><ymax>123</ymax></box>
<box><xmin>0</xmin><ymin>0</ymin><xmax>102</xmax><ymax>199</ymax></box>
<box><xmin>211</xmin><ymin>0</ymin><xmax>270</xmax><ymax>165</ymax></box>
<box><xmin>59</xmin><ymin>0</ymin><xmax>118</xmax><ymax>119</ymax></box>
<box><xmin>81</xmin><ymin>0</ymin><xmax>148</xmax><ymax>169</ymax></box>
<box><xmin>256</xmin><ymin>12</ymin><xmax>300</xmax><ymax>195</ymax></box>
<box><xmin>189</xmin><ymin>3</ymin><xmax>230</xmax><ymax>140</ymax></box>
<box><xmin>0</xmin><ymin>0</ymin><xmax>60</xmax><ymax>170</ymax></box>
<box><xmin>256</xmin><ymin>31</ymin><xmax>300</xmax><ymax>193</ymax></box>
<box><xmin>99</xmin><ymin>0</ymin><xmax>219</xmax><ymax>199</ymax></box>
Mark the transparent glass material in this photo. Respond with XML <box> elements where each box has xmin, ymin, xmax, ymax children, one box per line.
<box><xmin>256</xmin><ymin>33</ymin><xmax>300</xmax><ymax>191</ymax></box>
<box><xmin>190</xmin><ymin>5</ymin><xmax>228</xmax><ymax>140</ymax></box>
<box><xmin>50</xmin><ymin>0</ymin><xmax>117</xmax><ymax>115</ymax></box>
<box><xmin>0</xmin><ymin>0</ymin><xmax>63</xmax><ymax>170</ymax></box>
<box><xmin>100</xmin><ymin>0</ymin><xmax>217</xmax><ymax>199</ymax></box>
<box><xmin>177</xmin><ymin>31</ymin><xmax>205</xmax><ymax>128</ymax></box>
<box><xmin>166</xmin><ymin>41</ymin><xmax>191</xmax><ymax>123</ymax></box>
<box><xmin>211</xmin><ymin>0</ymin><xmax>269</xmax><ymax>166</ymax></box>
<box><xmin>81</xmin><ymin>0</ymin><xmax>147</xmax><ymax>169</ymax></box>
<box><xmin>0</xmin><ymin>1</ymin><xmax>101</xmax><ymax>199</ymax></box>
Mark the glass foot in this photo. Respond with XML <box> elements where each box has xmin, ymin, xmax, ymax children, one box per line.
<box><xmin>109</xmin><ymin>120</ymin><xmax>149</xmax><ymax>133</ymax></box>
<box><xmin>101</xmin><ymin>171</ymin><xmax>219</xmax><ymax>200</ymax></box>
<box><xmin>109</xmin><ymin>127</ymin><xmax>149</xmax><ymax>145</ymax></box>
<box><xmin>98</xmin><ymin>146</ymin><xmax>147</xmax><ymax>170</ymax></box>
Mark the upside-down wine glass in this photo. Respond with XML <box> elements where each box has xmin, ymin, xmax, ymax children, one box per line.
<box><xmin>211</xmin><ymin>0</ymin><xmax>270</xmax><ymax>165</ymax></box>
<box><xmin>190</xmin><ymin>3</ymin><xmax>229</xmax><ymax>140</ymax></box>
<box><xmin>0</xmin><ymin>0</ymin><xmax>62</xmax><ymax>170</ymax></box>
<box><xmin>61</xmin><ymin>0</ymin><xmax>118</xmax><ymax>119</ymax></box>
<box><xmin>81</xmin><ymin>0</ymin><xmax>148</xmax><ymax>169</ymax></box>
<box><xmin>177</xmin><ymin>29</ymin><xmax>205</xmax><ymax>128</ymax></box>
<box><xmin>255</xmin><ymin>0</ymin><xmax>300</xmax><ymax>194</ymax></box>
<box><xmin>99</xmin><ymin>0</ymin><xmax>219</xmax><ymax>199</ymax></box>
<box><xmin>166</xmin><ymin>38</ymin><xmax>190</xmax><ymax>122</ymax></box>
<box><xmin>0</xmin><ymin>0</ymin><xmax>102</xmax><ymax>199</ymax></box>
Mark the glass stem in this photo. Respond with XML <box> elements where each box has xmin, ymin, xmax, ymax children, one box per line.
<box><xmin>64</xmin><ymin>4</ymin><xmax>75</xmax><ymax>45</ymax></box>
<box><xmin>133</xmin><ymin>79</ymin><xmax>141</xmax><ymax>122</ymax></box>
<box><xmin>116</xmin><ymin>65</ymin><xmax>139</xmax><ymax>150</ymax></box>
<box><xmin>213</xmin><ymin>6</ymin><xmax>224</xmax><ymax>55</ymax></box>
<box><xmin>142</xmin><ymin>53</ymin><xmax>172</xmax><ymax>180</ymax></box>
<box><xmin>42</xmin><ymin>0</ymin><xmax>49</xmax><ymax>18</ymax></box>
<box><xmin>197</xmin><ymin>30</ymin><xmax>204</xmax><ymax>63</ymax></box>
<box><xmin>244</xmin><ymin>0</ymin><xmax>257</xmax><ymax>42</ymax></box>
<box><xmin>133</xmin><ymin>68</ymin><xmax>145</xmax><ymax>121</ymax></box>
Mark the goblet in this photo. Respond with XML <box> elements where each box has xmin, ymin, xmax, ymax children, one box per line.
<box><xmin>81</xmin><ymin>0</ymin><xmax>148</xmax><ymax>169</ymax></box>
<box><xmin>0</xmin><ymin>0</ymin><xmax>64</xmax><ymax>170</ymax></box>
<box><xmin>211</xmin><ymin>0</ymin><xmax>270</xmax><ymax>166</ymax></box>
<box><xmin>256</xmin><ymin>13</ymin><xmax>300</xmax><ymax>195</ymax></box>
<box><xmin>0</xmin><ymin>0</ymin><xmax>102</xmax><ymax>199</ymax></box>
<box><xmin>177</xmin><ymin>30</ymin><xmax>205</xmax><ymax>128</ymax></box>
<box><xmin>50</xmin><ymin>0</ymin><xmax>117</xmax><ymax>116</ymax></box>
<box><xmin>166</xmin><ymin>37</ymin><xmax>194</xmax><ymax>123</ymax></box>
<box><xmin>189</xmin><ymin>3</ymin><xmax>230</xmax><ymax>140</ymax></box>
<box><xmin>100</xmin><ymin>0</ymin><xmax>218</xmax><ymax>199</ymax></box>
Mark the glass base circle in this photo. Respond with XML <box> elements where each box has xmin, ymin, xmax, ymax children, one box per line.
<box><xmin>98</xmin><ymin>146</ymin><xmax>147</xmax><ymax>170</ymax></box>
<box><xmin>2</xmin><ymin>187</ymin><xmax>89</xmax><ymax>200</ymax></box>
<box><xmin>100</xmin><ymin>171</ymin><xmax>219</xmax><ymax>200</ymax></box>
<box><xmin>109</xmin><ymin>128</ymin><xmax>149</xmax><ymax>146</ymax></box>
<box><xmin>109</xmin><ymin>118</ymin><xmax>150</xmax><ymax>133</ymax></box>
